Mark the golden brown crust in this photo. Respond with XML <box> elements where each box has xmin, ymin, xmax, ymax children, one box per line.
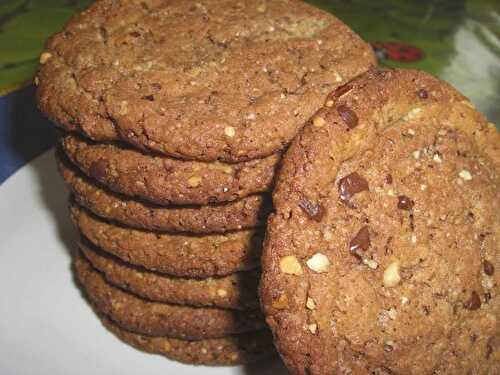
<box><xmin>102</xmin><ymin>316</ymin><xmax>276</xmax><ymax>366</ymax></box>
<box><xmin>80</xmin><ymin>242</ymin><xmax>260</xmax><ymax>310</ymax></box>
<box><xmin>75</xmin><ymin>256</ymin><xmax>265</xmax><ymax>340</ymax></box>
<box><xmin>261</xmin><ymin>68</ymin><xmax>500</xmax><ymax>375</ymax></box>
<box><xmin>57</xmin><ymin>155</ymin><xmax>271</xmax><ymax>234</ymax></box>
<box><xmin>59</xmin><ymin>132</ymin><xmax>279</xmax><ymax>205</ymax></box>
<box><xmin>71</xmin><ymin>203</ymin><xmax>264</xmax><ymax>278</ymax></box>
<box><xmin>36</xmin><ymin>0</ymin><xmax>375</xmax><ymax>162</ymax></box>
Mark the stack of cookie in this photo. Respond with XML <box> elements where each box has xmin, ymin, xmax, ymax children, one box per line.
<box><xmin>36</xmin><ymin>0</ymin><xmax>375</xmax><ymax>366</ymax></box>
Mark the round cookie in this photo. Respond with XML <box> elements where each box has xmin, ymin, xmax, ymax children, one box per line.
<box><xmin>72</xmin><ymin>203</ymin><xmax>263</xmax><ymax>278</ymax></box>
<box><xmin>59</xmin><ymin>133</ymin><xmax>279</xmax><ymax>206</ymax></box>
<box><xmin>80</xmin><ymin>242</ymin><xmax>260</xmax><ymax>310</ymax></box>
<box><xmin>261</xmin><ymin>69</ymin><xmax>500</xmax><ymax>375</ymax></box>
<box><xmin>75</xmin><ymin>256</ymin><xmax>265</xmax><ymax>340</ymax></box>
<box><xmin>57</xmin><ymin>154</ymin><xmax>271</xmax><ymax>234</ymax></box>
<box><xmin>101</xmin><ymin>316</ymin><xmax>275</xmax><ymax>366</ymax></box>
<box><xmin>37</xmin><ymin>0</ymin><xmax>376</xmax><ymax>162</ymax></box>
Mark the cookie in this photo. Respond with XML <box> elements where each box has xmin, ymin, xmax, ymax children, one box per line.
<box><xmin>75</xmin><ymin>256</ymin><xmax>265</xmax><ymax>340</ymax></box>
<box><xmin>58</xmin><ymin>155</ymin><xmax>270</xmax><ymax>234</ymax></box>
<box><xmin>261</xmin><ymin>69</ymin><xmax>500</xmax><ymax>374</ymax></box>
<box><xmin>71</xmin><ymin>204</ymin><xmax>263</xmax><ymax>278</ymax></box>
<box><xmin>37</xmin><ymin>0</ymin><xmax>375</xmax><ymax>162</ymax></box>
<box><xmin>80</xmin><ymin>242</ymin><xmax>260</xmax><ymax>310</ymax></box>
<box><xmin>101</xmin><ymin>316</ymin><xmax>275</xmax><ymax>366</ymax></box>
<box><xmin>59</xmin><ymin>132</ymin><xmax>279</xmax><ymax>205</ymax></box>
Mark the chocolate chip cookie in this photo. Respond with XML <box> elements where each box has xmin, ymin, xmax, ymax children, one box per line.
<box><xmin>81</xmin><ymin>242</ymin><xmax>259</xmax><ymax>310</ymax></box>
<box><xmin>59</xmin><ymin>133</ymin><xmax>279</xmax><ymax>206</ymax></box>
<box><xmin>102</xmin><ymin>316</ymin><xmax>275</xmax><ymax>366</ymax></box>
<box><xmin>261</xmin><ymin>68</ymin><xmax>499</xmax><ymax>374</ymax></box>
<box><xmin>72</xmin><ymin>204</ymin><xmax>263</xmax><ymax>278</ymax></box>
<box><xmin>58</xmin><ymin>153</ymin><xmax>271</xmax><ymax>234</ymax></box>
<box><xmin>76</xmin><ymin>256</ymin><xmax>265</xmax><ymax>340</ymax></box>
<box><xmin>37</xmin><ymin>0</ymin><xmax>375</xmax><ymax>162</ymax></box>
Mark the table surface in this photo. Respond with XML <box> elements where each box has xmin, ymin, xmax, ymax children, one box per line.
<box><xmin>0</xmin><ymin>0</ymin><xmax>499</xmax><ymax>184</ymax></box>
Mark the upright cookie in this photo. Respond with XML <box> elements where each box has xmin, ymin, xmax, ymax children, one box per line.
<box><xmin>72</xmin><ymin>204</ymin><xmax>264</xmax><ymax>278</ymax></box>
<box><xmin>76</xmin><ymin>256</ymin><xmax>265</xmax><ymax>340</ymax></box>
<box><xmin>102</xmin><ymin>316</ymin><xmax>275</xmax><ymax>366</ymax></box>
<box><xmin>81</xmin><ymin>242</ymin><xmax>260</xmax><ymax>310</ymax></box>
<box><xmin>37</xmin><ymin>0</ymin><xmax>375</xmax><ymax>162</ymax></box>
<box><xmin>58</xmin><ymin>155</ymin><xmax>271</xmax><ymax>234</ymax></box>
<box><xmin>60</xmin><ymin>133</ymin><xmax>279</xmax><ymax>205</ymax></box>
<box><xmin>261</xmin><ymin>69</ymin><xmax>499</xmax><ymax>374</ymax></box>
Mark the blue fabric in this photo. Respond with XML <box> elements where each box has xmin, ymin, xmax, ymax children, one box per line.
<box><xmin>0</xmin><ymin>86</ymin><xmax>55</xmax><ymax>184</ymax></box>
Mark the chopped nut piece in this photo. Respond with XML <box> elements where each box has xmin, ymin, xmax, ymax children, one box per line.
<box><xmin>411</xmin><ymin>234</ymin><xmax>417</xmax><ymax>244</ymax></box>
<box><xmin>272</xmin><ymin>294</ymin><xmax>289</xmax><ymax>309</ymax></box>
<box><xmin>363</xmin><ymin>259</ymin><xmax>379</xmax><ymax>269</ymax></box>
<box><xmin>119</xmin><ymin>101</ymin><xmax>129</xmax><ymax>115</ymax></box>
<box><xmin>403</xmin><ymin>108</ymin><xmax>422</xmax><ymax>121</ymax></box>
<box><xmin>224</xmin><ymin>126</ymin><xmax>236</xmax><ymax>137</ymax></box>
<box><xmin>280</xmin><ymin>256</ymin><xmax>303</xmax><ymax>275</ymax></box>
<box><xmin>306</xmin><ymin>253</ymin><xmax>331</xmax><ymax>273</ymax></box>
<box><xmin>306</xmin><ymin>297</ymin><xmax>316</xmax><ymax>310</ymax></box>
<box><xmin>323</xmin><ymin>230</ymin><xmax>333</xmax><ymax>241</ymax></box>
<box><xmin>39</xmin><ymin>52</ymin><xmax>52</xmax><ymax>64</ymax></box>
<box><xmin>313</xmin><ymin>116</ymin><xmax>326</xmax><ymax>127</ymax></box>
<box><xmin>383</xmin><ymin>261</ymin><xmax>401</xmax><ymax>288</ymax></box>
<box><xmin>217</xmin><ymin>289</ymin><xmax>228</xmax><ymax>297</ymax></box>
<box><xmin>459</xmin><ymin>170</ymin><xmax>472</xmax><ymax>181</ymax></box>
<box><xmin>187</xmin><ymin>176</ymin><xmax>202</xmax><ymax>187</ymax></box>
<box><xmin>308</xmin><ymin>323</ymin><xmax>318</xmax><ymax>334</ymax></box>
<box><xmin>325</xmin><ymin>100</ymin><xmax>334</xmax><ymax>107</ymax></box>
<box><xmin>387</xmin><ymin>308</ymin><xmax>397</xmax><ymax>320</ymax></box>
<box><xmin>433</xmin><ymin>154</ymin><xmax>442</xmax><ymax>163</ymax></box>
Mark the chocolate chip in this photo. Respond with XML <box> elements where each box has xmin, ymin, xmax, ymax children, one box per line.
<box><xmin>338</xmin><ymin>172</ymin><xmax>369</xmax><ymax>203</ymax></box>
<box><xmin>484</xmin><ymin>292</ymin><xmax>492</xmax><ymax>304</ymax></box>
<box><xmin>89</xmin><ymin>159</ymin><xmax>109</xmax><ymax>180</ymax></box>
<box><xmin>350</xmin><ymin>226</ymin><xmax>370</xmax><ymax>253</ymax></box>
<box><xmin>397</xmin><ymin>195</ymin><xmax>414</xmax><ymax>210</ymax></box>
<box><xmin>464</xmin><ymin>291</ymin><xmax>481</xmax><ymax>310</ymax></box>
<box><xmin>337</xmin><ymin>105</ymin><xmax>358</xmax><ymax>129</ymax></box>
<box><xmin>328</xmin><ymin>83</ymin><xmax>352</xmax><ymax>100</ymax></box>
<box><xmin>417</xmin><ymin>89</ymin><xmax>428</xmax><ymax>99</ymax></box>
<box><xmin>486</xmin><ymin>337</ymin><xmax>496</xmax><ymax>359</ymax></box>
<box><xmin>483</xmin><ymin>260</ymin><xmax>495</xmax><ymax>276</ymax></box>
<box><xmin>385</xmin><ymin>174</ymin><xmax>393</xmax><ymax>184</ymax></box>
<box><xmin>298</xmin><ymin>198</ymin><xmax>325</xmax><ymax>222</ymax></box>
<box><xmin>142</xmin><ymin>94</ymin><xmax>155</xmax><ymax>101</ymax></box>
<box><xmin>129</xmin><ymin>31</ymin><xmax>141</xmax><ymax>38</ymax></box>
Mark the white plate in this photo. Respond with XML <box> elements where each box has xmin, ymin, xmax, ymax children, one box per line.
<box><xmin>0</xmin><ymin>150</ymin><xmax>289</xmax><ymax>375</ymax></box>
